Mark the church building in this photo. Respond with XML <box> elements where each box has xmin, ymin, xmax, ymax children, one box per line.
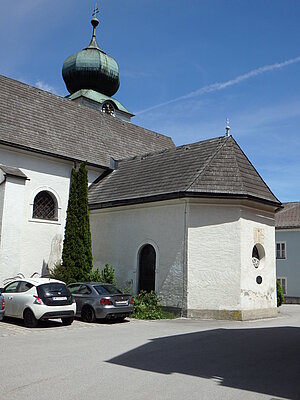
<box><xmin>0</xmin><ymin>13</ymin><xmax>281</xmax><ymax>319</ymax></box>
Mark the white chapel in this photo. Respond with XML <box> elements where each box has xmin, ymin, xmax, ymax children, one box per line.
<box><xmin>0</xmin><ymin>12</ymin><xmax>281</xmax><ymax>319</ymax></box>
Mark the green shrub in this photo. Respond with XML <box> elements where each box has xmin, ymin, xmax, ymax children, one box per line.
<box><xmin>101</xmin><ymin>264</ymin><xmax>116</xmax><ymax>285</ymax></box>
<box><xmin>132</xmin><ymin>290</ymin><xmax>175</xmax><ymax>320</ymax></box>
<box><xmin>90</xmin><ymin>267</ymin><xmax>102</xmax><ymax>282</ymax></box>
<box><xmin>277</xmin><ymin>280</ymin><xmax>285</xmax><ymax>307</ymax></box>
<box><xmin>50</xmin><ymin>261</ymin><xmax>67</xmax><ymax>283</ymax></box>
<box><xmin>90</xmin><ymin>264</ymin><xmax>116</xmax><ymax>285</ymax></box>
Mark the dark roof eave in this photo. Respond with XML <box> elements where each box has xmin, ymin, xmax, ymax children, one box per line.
<box><xmin>0</xmin><ymin>139</ymin><xmax>110</xmax><ymax>170</ymax></box>
<box><xmin>276</xmin><ymin>225</ymin><xmax>300</xmax><ymax>230</ymax></box>
<box><xmin>89</xmin><ymin>191</ymin><xmax>282</xmax><ymax>210</ymax></box>
<box><xmin>5</xmin><ymin>173</ymin><xmax>29</xmax><ymax>180</ymax></box>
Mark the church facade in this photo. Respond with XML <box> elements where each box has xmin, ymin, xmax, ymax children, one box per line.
<box><xmin>0</xmin><ymin>13</ymin><xmax>281</xmax><ymax>319</ymax></box>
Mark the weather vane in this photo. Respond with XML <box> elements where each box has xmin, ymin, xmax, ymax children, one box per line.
<box><xmin>93</xmin><ymin>2</ymin><xmax>99</xmax><ymax>19</ymax></box>
<box><xmin>226</xmin><ymin>117</ymin><xmax>230</xmax><ymax>137</ymax></box>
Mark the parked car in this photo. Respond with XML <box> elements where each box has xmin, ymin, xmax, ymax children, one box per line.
<box><xmin>0</xmin><ymin>278</ymin><xmax>76</xmax><ymax>327</ymax></box>
<box><xmin>0</xmin><ymin>291</ymin><xmax>5</xmax><ymax>321</ymax></box>
<box><xmin>68</xmin><ymin>282</ymin><xmax>134</xmax><ymax>323</ymax></box>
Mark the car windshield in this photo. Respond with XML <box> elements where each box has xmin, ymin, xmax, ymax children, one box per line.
<box><xmin>94</xmin><ymin>284</ymin><xmax>122</xmax><ymax>295</ymax></box>
<box><xmin>38</xmin><ymin>283</ymin><xmax>70</xmax><ymax>297</ymax></box>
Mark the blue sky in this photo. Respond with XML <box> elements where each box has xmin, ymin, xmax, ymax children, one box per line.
<box><xmin>1</xmin><ymin>0</ymin><xmax>300</xmax><ymax>202</ymax></box>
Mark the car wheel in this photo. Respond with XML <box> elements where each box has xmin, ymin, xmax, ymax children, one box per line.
<box><xmin>23</xmin><ymin>309</ymin><xmax>38</xmax><ymax>328</ymax></box>
<box><xmin>61</xmin><ymin>317</ymin><xmax>74</xmax><ymax>326</ymax></box>
<box><xmin>81</xmin><ymin>306</ymin><xmax>95</xmax><ymax>323</ymax></box>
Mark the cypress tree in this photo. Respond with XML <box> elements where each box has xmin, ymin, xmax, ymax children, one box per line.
<box><xmin>61</xmin><ymin>166</ymin><xmax>79</xmax><ymax>282</ymax></box>
<box><xmin>52</xmin><ymin>163</ymin><xmax>93</xmax><ymax>283</ymax></box>
<box><xmin>75</xmin><ymin>162</ymin><xmax>93</xmax><ymax>280</ymax></box>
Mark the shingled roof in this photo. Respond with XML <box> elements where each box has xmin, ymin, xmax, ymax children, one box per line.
<box><xmin>275</xmin><ymin>202</ymin><xmax>300</xmax><ymax>229</ymax></box>
<box><xmin>0</xmin><ymin>75</ymin><xmax>174</xmax><ymax>167</ymax></box>
<box><xmin>0</xmin><ymin>164</ymin><xmax>28</xmax><ymax>180</ymax></box>
<box><xmin>89</xmin><ymin>136</ymin><xmax>281</xmax><ymax>209</ymax></box>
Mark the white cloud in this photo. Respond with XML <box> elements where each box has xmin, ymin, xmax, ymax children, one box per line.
<box><xmin>136</xmin><ymin>55</ymin><xmax>300</xmax><ymax>116</ymax></box>
<box><xmin>35</xmin><ymin>80</ymin><xmax>60</xmax><ymax>95</ymax></box>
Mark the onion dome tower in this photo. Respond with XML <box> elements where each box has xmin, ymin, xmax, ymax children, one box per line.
<box><xmin>62</xmin><ymin>6</ymin><xmax>133</xmax><ymax>122</ymax></box>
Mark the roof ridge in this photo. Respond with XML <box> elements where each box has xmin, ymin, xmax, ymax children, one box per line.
<box><xmin>228</xmin><ymin>136</ymin><xmax>245</xmax><ymax>192</ymax></box>
<box><xmin>230</xmin><ymin>136</ymin><xmax>281</xmax><ymax>203</ymax></box>
<box><xmin>116</xmin><ymin>147</ymin><xmax>170</xmax><ymax>164</ymax></box>
<box><xmin>116</xmin><ymin>136</ymin><xmax>225</xmax><ymax>164</ymax></box>
<box><xmin>184</xmin><ymin>136</ymin><xmax>228</xmax><ymax>191</ymax></box>
<box><xmin>0</xmin><ymin>73</ymin><xmax>64</xmax><ymax>99</ymax></box>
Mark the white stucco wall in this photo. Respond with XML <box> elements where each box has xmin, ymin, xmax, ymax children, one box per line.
<box><xmin>187</xmin><ymin>201</ymin><xmax>277</xmax><ymax>318</ymax></box>
<box><xmin>0</xmin><ymin>176</ymin><xmax>26</xmax><ymax>285</ymax></box>
<box><xmin>240</xmin><ymin>208</ymin><xmax>276</xmax><ymax>310</ymax></box>
<box><xmin>187</xmin><ymin>203</ymin><xmax>241</xmax><ymax>312</ymax></box>
<box><xmin>91</xmin><ymin>199</ymin><xmax>277</xmax><ymax>319</ymax></box>
<box><xmin>0</xmin><ymin>145</ymin><xmax>102</xmax><ymax>285</ymax></box>
<box><xmin>90</xmin><ymin>200</ymin><xmax>186</xmax><ymax>309</ymax></box>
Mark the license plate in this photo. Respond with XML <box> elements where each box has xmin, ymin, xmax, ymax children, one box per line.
<box><xmin>53</xmin><ymin>297</ymin><xmax>67</xmax><ymax>301</ymax></box>
<box><xmin>115</xmin><ymin>301</ymin><xmax>128</xmax><ymax>306</ymax></box>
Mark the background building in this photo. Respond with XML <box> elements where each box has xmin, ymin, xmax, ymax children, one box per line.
<box><xmin>275</xmin><ymin>202</ymin><xmax>300</xmax><ymax>302</ymax></box>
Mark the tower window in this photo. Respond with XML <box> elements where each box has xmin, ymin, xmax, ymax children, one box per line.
<box><xmin>32</xmin><ymin>191</ymin><xmax>57</xmax><ymax>221</ymax></box>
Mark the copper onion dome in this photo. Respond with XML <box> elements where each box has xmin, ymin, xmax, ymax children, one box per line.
<box><xmin>62</xmin><ymin>12</ymin><xmax>120</xmax><ymax>97</ymax></box>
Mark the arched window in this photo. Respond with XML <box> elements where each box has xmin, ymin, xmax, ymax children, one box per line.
<box><xmin>32</xmin><ymin>191</ymin><xmax>57</xmax><ymax>220</ymax></box>
<box><xmin>138</xmin><ymin>244</ymin><xmax>156</xmax><ymax>293</ymax></box>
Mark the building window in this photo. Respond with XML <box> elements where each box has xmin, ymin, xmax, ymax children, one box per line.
<box><xmin>276</xmin><ymin>242</ymin><xmax>286</xmax><ymax>259</ymax></box>
<box><xmin>32</xmin><ymin>191</ymin><xmax>57</xmax><ymax>221</ymax></box>
<box><xmin>277</xmin><ymin>277</ymin><xmax>287</xmax><ymax>295</ymax></box>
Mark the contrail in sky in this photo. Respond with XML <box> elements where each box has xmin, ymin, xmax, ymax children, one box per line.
<box><xmin>136</xmin><ymin>56</ymin><xmax>300</xmax><ymax>116</ymax></box>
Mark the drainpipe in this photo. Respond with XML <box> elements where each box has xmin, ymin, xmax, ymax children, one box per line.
<box><xmin>182</xmin><ymin>199</ymin><xmax>188</xmax><ymax>317</ymax></box>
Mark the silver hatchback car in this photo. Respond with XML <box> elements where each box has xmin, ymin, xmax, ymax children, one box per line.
<box><xmin>68</xmin><ymin>282</ymin><xmax>134</xmax><ymax>323</ymax></box>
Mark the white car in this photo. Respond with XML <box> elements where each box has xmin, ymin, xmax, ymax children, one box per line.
<box><xmin>0</xmin><ymin>278</ymin><xmax>76</xmax><ymax>327</ymax></box>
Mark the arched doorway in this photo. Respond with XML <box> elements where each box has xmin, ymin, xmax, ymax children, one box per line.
<box><xmin>138</xmin><ymin>244</ymin><xmax>156</xmax><ymax>293</ymax></box>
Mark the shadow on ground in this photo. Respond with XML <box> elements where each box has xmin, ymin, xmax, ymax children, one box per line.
<box><xmin>2</xmin><ymin>316</ymin><xmax>62</xmax><ymax>328</ymax></box>
<box><xmin>2</xmin><ymin>316</ymin><xmax>130</xmax><ymax>328</ymax></box>
<box><xmin>107</xmin><ymin>327</ymin><xmax>300</xmax><ymax>399</ymax></box>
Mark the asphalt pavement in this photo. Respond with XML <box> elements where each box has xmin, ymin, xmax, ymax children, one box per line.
<box><xmin>0</xmin><ymin>305</ymin><xmax>300</xmax><ymax>400</ymax></box>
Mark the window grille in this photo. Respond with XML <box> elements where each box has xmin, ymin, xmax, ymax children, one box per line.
<box><xmin>33</xmin><ymin>191</ymin><xmax>57</xmax><ymax>220</ymax></box>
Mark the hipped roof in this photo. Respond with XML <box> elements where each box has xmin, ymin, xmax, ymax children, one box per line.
<box><xmin>89</xmin><ymin>136</ymin><xmax>281</xmax><ymax>209</ymax></box>
<box><xmin>275</xmin><ymin>202</ymin><xmax>300</xmax><ymax>229</ymax></box>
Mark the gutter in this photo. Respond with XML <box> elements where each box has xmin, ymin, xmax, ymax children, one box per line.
<box><xmin>89</xmin><ymin>191</ymin><xmax>282</xmax><ymax>210</ymax></box>
<box><xmin>0</xmin><ymin>140</ymin><xmax>110</xmax><ymax>170</ymax></box>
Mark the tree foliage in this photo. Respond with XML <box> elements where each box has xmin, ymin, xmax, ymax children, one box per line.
<box><xmin>51</xmin><ymin>162</ymin><xmax>93</xmax><ymax>283</ymax></box>
<box><xmin>75</xmin><ymin>162</ymin><xmax>93</xmax><ymax>280</ymax></box>
<box><xmin>91</xmin><ymin>264</ymin><xmax>116</xmax><ymax>285</ymax></box>
<box><xmin>277</xmin><ymin>280</ymin><xmax>285</xmax><ymax>307</ymax></box>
